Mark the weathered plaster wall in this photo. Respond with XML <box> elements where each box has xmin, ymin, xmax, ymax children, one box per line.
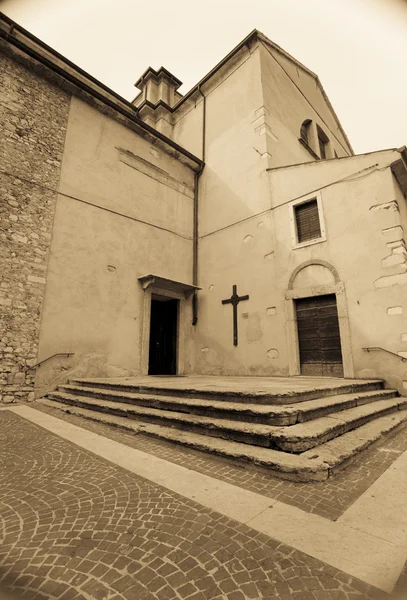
<box><xmin>194</xmin><ymin>150</ymin><xmax>407</xmax><ymax>391</ymax></box>
<box><xmin>0</xmin><ymin>46</ymin><xmax>70</xmax><ymax>403</ymax></box>
<box><xmin>196</xmin><ymin>211</ymin><xmax>281</xmax><ymax>375</ymax></box>
<box><xmin>173</xmin><ymin>42</ymin><xmax>277</xmax><ymax>375</ymax></box>
<box><xmin>38</xmin><ymin>97</ymin><xmax>195</xmax><ymax>381</ymax></box>
<box><xmin>170</xmin><ymin>39</ymin><xmax>368</xmax><ymax>377</ymax></box>
<box><xmin>188</xmin><ymin>45</ymin><xmax>279</xmax><ymax>374</ymax></box>
<box><xmin>172</xmin><ymin>97</ymin><xmax>205</xmax><ymax>159</ymax></box>
<box><xmin>276</xmin><ymin>157</ymin><xmax>407</xmax><ymax>392</ymax></box>
<box><xmin>3</xmin><ymin>30</ymin><xmax>403</xmax><ymax>391</ymax></box>
<box><xmin>185</xmin><ymin>42</ymin><xmax>357</xmax><ymax>376</ymax></box>
<box><xmin>270</xmin><ymin>162</ymin><xmax>404</xmax><ymax>370</ymax></box>
<box><xmin>199</xmin><ymin>46</ymin><xmax>269</xmax><ymax>237</ymax></box>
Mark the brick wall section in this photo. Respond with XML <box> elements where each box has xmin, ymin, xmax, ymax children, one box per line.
<box><xmin>0</xmin><ymin>46</ymin><xmax>71</xmax><ymax>403</ymax></box>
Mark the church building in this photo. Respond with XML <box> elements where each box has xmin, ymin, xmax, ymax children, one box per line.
<box><xmin>1</xmin><ymin>13</ymin><xmax>407</xmax><ymax>407</ymax></box>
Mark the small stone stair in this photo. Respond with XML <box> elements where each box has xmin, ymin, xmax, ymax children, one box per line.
<box><xmin>37</xmin><ymin>377</ymin><xmax>407</xmax><ymax>481</ymax></box>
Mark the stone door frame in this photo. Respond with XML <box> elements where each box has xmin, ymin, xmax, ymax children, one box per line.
<box><xmin>140</xmin><ymin>286</ymin><xmax>187</xmax><ymax>376</ymax></box>
<box><xmin>138</xmin><ymin>275</ymin><xmax>199</xmax><ymax>376</ymax></box>
<box><xmin>285</xmin><ymin>260</ymin><xmax>354</xmax><ymax>378</ymax></box>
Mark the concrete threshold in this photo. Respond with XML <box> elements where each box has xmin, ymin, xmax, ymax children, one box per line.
<box><xmin>9</xmin><ymin>404</ymin><xmax>407</xmax><ymax>594</ymax></box>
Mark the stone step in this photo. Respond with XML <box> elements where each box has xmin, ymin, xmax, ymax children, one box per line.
<box><xmin>283</xmin><ymin>389</ymin><xmax>398</xmax><ymax>424</ymax></box>
<box><xmin>36</xmin><ymin>398</ymin><xmax>407</xmax><ymax>482</ymax></box>
<box><xmin>59</xmin><ymin>384</ymin><xmax>398</xmax><ymax>426</ymax></box>
<box><xmin>46</xmin><ymin>391</ymin><xmax>406</xmax><ymax>451</ymax></box>
<box><xmin>46</xmin><ymin>391</ymin><xmax>281</xmax><ymax>447</ymax></box>
<box><xmin>69</xmin><ymin>378</ymin><xmax>384</xmax><ymax>405</ymax></box>
<box><xmin>273</xmin><ymin>397</ymin><xmax>407</xmax><ymax>452</ymax></box>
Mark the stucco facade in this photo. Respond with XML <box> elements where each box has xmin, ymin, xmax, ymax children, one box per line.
<box><xmin>1</xmin><ymin>16</ymin><xmax>407</xmax><ymax>401</ymax></box>
<box><xmin>38</xmin><ymin>97</ymin><xmax>197</xmax><ymax>385</ymax></box>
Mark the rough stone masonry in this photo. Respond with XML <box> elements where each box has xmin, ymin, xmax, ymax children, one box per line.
<box><xmin>0</xmin><ymin>44</ymin><xmax>71</xmax><ymax>403</ymax></box>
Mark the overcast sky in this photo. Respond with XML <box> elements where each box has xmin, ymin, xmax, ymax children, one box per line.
<box><xmin>1</xmin><ymin>0</ymin><xmax>406</xmax><ymax>154</ymax></box>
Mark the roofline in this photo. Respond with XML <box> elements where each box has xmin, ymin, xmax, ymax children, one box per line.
<box><xmin>172</xmin><ymin>29</ymin><xmax>260</xmax><ymax>110</ymax></box>
<box><xmin>0</xmin><ymin>13</ymin><xmax>133</xmax><ymax>108</ymax></box>
<box><xmin>163</xmin><ymin>29</ymin><xmax>322</xmax><ymax>112</ymax></box>
<box><xmin>256</xmin><ymin>31</ymin><xmax>318</xmax><ymax>79</ymax></box>
<box><xmin>266</xmin><ymin>147</ymin><xmax>402</xmax><ymax>172</ymax></box>
<box><xmin>171</xmin><ymin>28</ymin><xmax>322</xmax><ymax>110</ymax></box>
<box><xmin>170</xmin><ymin>28</ymin><xmax>353</xmax><ymax>156</ymax></box>
<box><xmin>0</xmin><ymin>12</ymin><xmax>203</xmax><ymax>170</ymax></box>
<box><xmin>0</xmin><ymin>13</ymin><xmax>356</xmax><ymax>162</ymax></box>
<box><xmin>257</xmin><ymin>32</ymin><xmax>354</xmax><ymax>155</ymax></box>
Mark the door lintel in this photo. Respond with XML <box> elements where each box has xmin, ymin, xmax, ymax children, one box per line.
<box><xmin>138</xmin><ymin>274</ymin><xmax>200</xmax><ymax>299</ymax></box>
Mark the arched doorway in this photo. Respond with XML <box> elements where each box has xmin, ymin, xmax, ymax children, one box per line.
<box><xmin>285</xmin><ymin>260</ymin><xmax>354</xmax><ymax>378</ymax></box>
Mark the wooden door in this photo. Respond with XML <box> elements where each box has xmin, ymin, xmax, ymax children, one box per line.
<box><xmin>295</xmin><ymin>294</ymin><xmax>343</xmax><ymax>377</ymax></box>
<box><xmin>148</xmin><ymin>297</ymin><xmax>178</xmax><ymax>375</ymax></box>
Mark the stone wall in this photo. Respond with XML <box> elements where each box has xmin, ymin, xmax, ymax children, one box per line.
<box><xmin>0</xmin><ymin>45</ymin><xmax>71</xmax><ymax>403</ymax></box>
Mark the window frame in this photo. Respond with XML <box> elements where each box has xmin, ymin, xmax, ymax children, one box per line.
<box><xmin>298</xmin><ymin>119</ymin><xmax>320</xmax><ymax>160</ymax></box>
<box><xmin>300</xmin><ymin>119</ymin><xmax>312</xmax><ymax>145</ymax></box>
<box><xmin>289</xmin><ymin>193</ymin><xmax>327</xmax><ymax>249</ymax></box>
<box><xmin>316</xmin><ymin>125</ymin><xmax>330</xmax><ymax>160</ymax></box>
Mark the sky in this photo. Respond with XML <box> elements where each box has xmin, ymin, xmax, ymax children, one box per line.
<box><xmin>1</xmin><ymin>0</ymin><xmax>407</xmax><ymax>155</ymax></box>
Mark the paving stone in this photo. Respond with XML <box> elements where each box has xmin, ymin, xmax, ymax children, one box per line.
<box><xmin>0</xmin><ymin>410</ymin><xmax>397</xmax><ymax>599</ymax></box>
<box><xmin>33</xmin><ymin>401</ymin><xmax>407</xmax><ymax>521</ymax></box>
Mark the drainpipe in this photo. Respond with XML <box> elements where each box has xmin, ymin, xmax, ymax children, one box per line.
<box><xmin>192</xmin><ymin>86</ymin><xmax>206</xmax><ymax>325</ymax></box>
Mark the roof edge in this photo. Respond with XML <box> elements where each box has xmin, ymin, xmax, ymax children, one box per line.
<box><xmin>171</xmin><ymin>27</ymin><xmax>354</xmax><ymax>157</ymax></box>
<box><xmin>0</xmin><ymin>12</ymin><xmax>203</xmax><ymax>170</ymax></box>
<box><xmin>266</xmin><ymin>147</ymin><xmax>401</xmax><ymax>172</ymax></box>
<box><xmin>257</xmin><ymin>31</ymin><xmax>318</xmax><ymax>79</ymax></box>
<box><xmin>257</xmin><ymin>33</ymin><xmax>354</xmax><ymax>155</ymax></box>
<box><xmin>172</xmin><ymin>28</ymin><xmax>260</xmax><ymax>110</ymax></box>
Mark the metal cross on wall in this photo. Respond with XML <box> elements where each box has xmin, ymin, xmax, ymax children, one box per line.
<box><xmin>221</xmin><ymin>284</ymin><xmax>249</xmax><ymax>346</ymax></box>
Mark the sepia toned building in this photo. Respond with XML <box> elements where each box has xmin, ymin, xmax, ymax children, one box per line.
<box><xmin>1</xmin><ymin>14</ymin><xmax>407</xmax><ymax>406</ymax></box>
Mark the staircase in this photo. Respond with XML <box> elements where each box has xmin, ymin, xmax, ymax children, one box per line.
<box><xmin>37</xmin><ymin>377</ymin><xmax>407</xmax><ymax>481</ymax></box>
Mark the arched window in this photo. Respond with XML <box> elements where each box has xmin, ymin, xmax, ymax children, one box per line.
<box><xmin>300</xmin><ymin>119</ymin><xmax>312</xmax><ymax>145</ymax></box>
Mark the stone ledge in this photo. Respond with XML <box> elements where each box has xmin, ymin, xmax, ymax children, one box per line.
<box><xmin>70</xmin><ymin>377</ymin><xmax>383</xmax><ymax>405</ymax></box>
<box><xmin>37</xmin><ymin>398</ymin><xmax>407</xmax><ymax>482</ymax></box>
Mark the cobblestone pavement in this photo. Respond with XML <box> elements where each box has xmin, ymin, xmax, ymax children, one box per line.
<box><xmin>35</xmin><ymin>402</ymin><xmax>407</xmax><ymax>521</ymax></box>
<box><xmin>0</xmin><ymin>409</ymin><xmax>386</xmax><ymax>600</ymax></box>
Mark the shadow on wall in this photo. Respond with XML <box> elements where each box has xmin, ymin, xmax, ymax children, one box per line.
<box><xmin>34</xmin><ymin>353</ymin><xmax>136</xmax><ymax>399</ymax></box>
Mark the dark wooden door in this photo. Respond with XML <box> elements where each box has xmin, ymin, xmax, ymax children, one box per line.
<box><xmin>148</xmin><ymin>297</ymin><xmax>178</xmax><ymax>375</ymax></box>
<box><xmin>295</xmin><ymin>294</ymin><xmax>343</xmax><ymax>377</ymax></box>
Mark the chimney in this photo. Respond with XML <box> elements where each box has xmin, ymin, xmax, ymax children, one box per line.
<box><xmin>132</xmin><ymin>67</ymin><xmax>183</xmax><ymax>109</ymax></box>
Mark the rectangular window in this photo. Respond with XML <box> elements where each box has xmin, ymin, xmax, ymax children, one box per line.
<box><xmin>318</xmin><ymin>135</ymin><xmax>327</xmax><ymax>159</ymax></box>
<box><xmin>317</xmin><ymin>126</ymin><xmax>329</xmax><ymax>159</ymax></box>
<box><xmin>295</xmin><ymin>199</ymin><xmax>321</xmax><ymax>243</ymax></box>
